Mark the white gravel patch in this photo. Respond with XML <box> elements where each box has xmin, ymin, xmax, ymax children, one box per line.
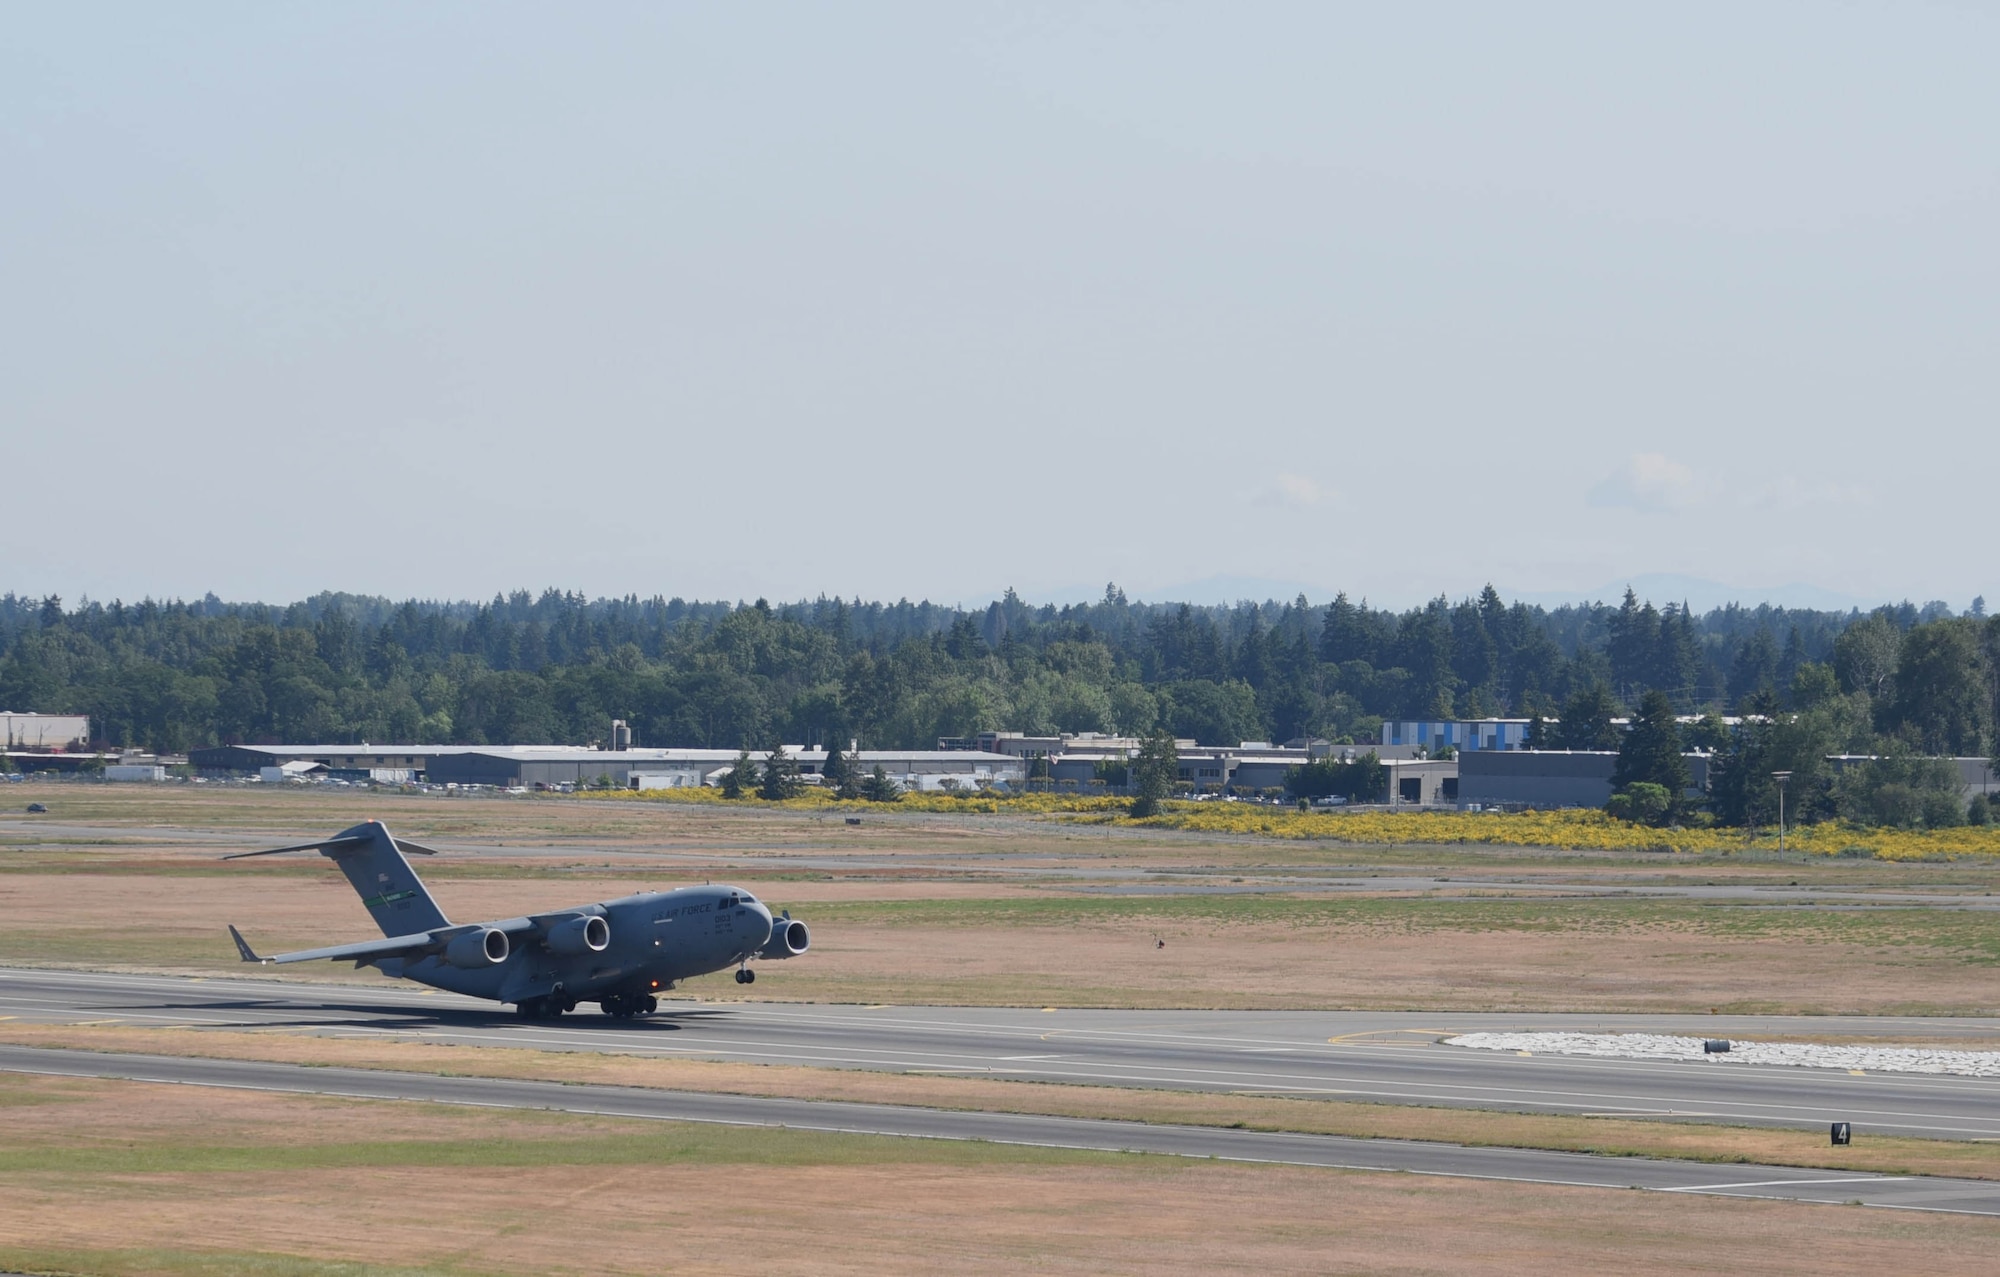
<box><xmin>1445</xmin><ymin>1031</ymin><xmax>2000</xmax><ymax>1078</ymax></box>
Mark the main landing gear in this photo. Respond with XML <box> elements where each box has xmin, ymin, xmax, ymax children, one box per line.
<box><xmin>514</xmin><ymin>995</ymin><xmax>575</xmax><ymax>1020</ymax></box>
<box><xmin>735</xmin><ymin>967</ymin><xmax>756</xmax><ymax>985</ymax></box>
<box><xmin>598</xmin><ymin>993</ymin><xmax>659</xmax><ymax>1020</ymax></box>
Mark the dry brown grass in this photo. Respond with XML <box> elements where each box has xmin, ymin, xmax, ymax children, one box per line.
<box><xmin>7</xmin><ymin>857</ymin><xmax>2000</xmax><ymax>1013</ymax></box>
<box><xmin>2</xmin><ymin>1072</ymin><xmax>1998</xmax><ymax>1276</ymax></box>
<box><xmin>21</xmin><ymin>778</ymin><xmax>2000</xmax><ymax>884</ymax></box>
<box><xmin>8</xmin><ymin>1021</ymin><xmax>1999</xmax><ymax>1182</ymax></box>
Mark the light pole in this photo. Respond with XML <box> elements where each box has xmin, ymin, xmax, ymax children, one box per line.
<box><xmin>1772</xmin><ymin>771</ymin><xmax>1792</xmax><ymax>853</ymax></box>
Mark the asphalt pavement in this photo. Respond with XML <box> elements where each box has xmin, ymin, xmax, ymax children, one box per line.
<box><xmin>6</xmin><ymin>967</ymin><xmax>2000</xmax><ymax>1139</ymax></box>
<box><xmin>3</xmin><ymin>1040</ymin><xmax>1995</xmax><ymax>1215</ymax></box>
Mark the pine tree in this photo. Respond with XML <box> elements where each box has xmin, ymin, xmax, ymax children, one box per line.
<box><xmin>1612</xmin><ymin>689</ymin><xmax>1689</xmax><ymax>802</ymax></box>
<box><xmin>820</xmin><ymin>741</ymin><xmax>850</xmax><ymax>795</ymax></box>
<box><xmin>1319</xmin><ymin>594</ymin><xmax>1377</xmax><ymax>666</ymax></box>
<box><xmin>1129</xmin><ymin>729</ymin><xmax>1178</xmax><ymax>818</ymax></box>
<box><xmin>1655</xmin><ymin>603</ymin><xmax>1702</xmax><ymax>705</ymax></box>
<box><xmin>1555</xmin><ymin>682</ymin><xmax>1619</xmax><ymax>751</ymax></box>
<box><xmin>760</xmin><ymin>741</ymin><xmax>801</xmax><ymax>800</ymax></box>
<box><xmin>823</xmin><ymin>741</ymin><xmax>862</xmax><ymax>799</ymax></box>
<box><xmin>720</xmin><ymin>749</ymin><xmax>756</xmax><ymax>799</ymax></box>
<box><xmin>1606</xmin><ymin>588</ymin><xmax>1652</xmax><ymax>699</ymax></box>
<box><xmin>861</xmin><ymin>764</ymin><xmax>901</xmax><ymax>803</ymax></box>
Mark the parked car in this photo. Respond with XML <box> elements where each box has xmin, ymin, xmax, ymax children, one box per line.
<box><xmin>26</xmin><ymin>802</ymin><xmax>48</xmax><ymax>813</ymax></box>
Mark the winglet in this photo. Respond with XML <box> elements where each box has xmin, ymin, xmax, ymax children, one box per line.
<box><xmin>227</xmin><ymin>925</ymin><xmax>267</xmax><ymax>964</ymax></box>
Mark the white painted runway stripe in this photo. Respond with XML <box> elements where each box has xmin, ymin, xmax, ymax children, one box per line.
<box><xmin>1661</xmin><ymin>1176</ymin><xmax>1906</xmax><ymax>1192</ymax></box>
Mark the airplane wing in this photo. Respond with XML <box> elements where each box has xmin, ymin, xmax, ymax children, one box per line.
<box><xmin>242</xmin><ymin>928</ymin><xmax>451</xmax><ymax>966</ymax></box>
<box><xmin>228</xmin><ymin>918</ymin><xmax>542</xmax><ymax>965</ymax></box>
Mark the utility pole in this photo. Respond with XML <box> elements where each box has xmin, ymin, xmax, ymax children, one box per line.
<box><xmin>1772</xmin><ymin>771</ymin><xmax>1792</xmax><ymax>853</ymax></box>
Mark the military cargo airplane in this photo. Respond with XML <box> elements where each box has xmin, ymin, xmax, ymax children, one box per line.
<box><xmin>224</xmin><ymin>820</ymin><xmax>808</xmax><ymax>1019</ymax></box>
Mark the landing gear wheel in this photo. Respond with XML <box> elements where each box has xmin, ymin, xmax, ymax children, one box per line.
<box><xmin>516</xmin><ymin>997</ymin><xmax>545</xmax><ymax>1019</ymax></box>
<box><xmin>735</xmin><ymin>968</ymin><xmax>756</xmax><ymax>985</ymax></box>
<box><xmin>643</xmin><ymin>995</ymin><xmax>658</xmax><ymax>1014</ymax></box>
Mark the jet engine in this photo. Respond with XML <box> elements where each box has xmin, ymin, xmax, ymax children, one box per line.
<box><xmin>545</xmin><ymin>914</ymin><xmax>609</xmax><ymax>956</ymax></box>
<box><xmin>443</xmin><ymin>928</ymin><xmax>510</xmax><ymax>969</ymax></box>
<box><xmin>759</xmin><ymin>918</ymin><xmax>810</xmax><ymax>959</ymax></box>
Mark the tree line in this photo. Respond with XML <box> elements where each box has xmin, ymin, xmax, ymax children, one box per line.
<box><xmin>2</xmin><ymin>588</ymin><xmax>1994</xmax><ymax>791</ymax></box>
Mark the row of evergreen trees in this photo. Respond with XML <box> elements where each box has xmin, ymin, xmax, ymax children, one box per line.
<box><xmin>2</xmin><ymin>586</ymin><xmax>1993</xmax><ymax>761</ymax></box>
<box><xmin>713</xmin><ymin>744</ymin><xmax>905</xmax><ymax>803</ymax></box>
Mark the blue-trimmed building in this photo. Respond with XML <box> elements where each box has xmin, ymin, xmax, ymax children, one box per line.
<box><xmin>1381</xmin><ymin>719</ymin><xmax>1535</xmax><ymax>752</ymax></box>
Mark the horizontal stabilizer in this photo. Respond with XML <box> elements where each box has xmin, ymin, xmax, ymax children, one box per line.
<box><xmin>222</xmin><ymin>835</ymin><xmax>373</xmax><ymax>861</ymax></box>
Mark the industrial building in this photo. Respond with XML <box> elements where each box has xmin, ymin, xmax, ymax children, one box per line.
<box><xmin>1</xmin><ymin>712</ymin><xmax>90</xmax><ymax>751</ymax></box>
<box><xmin>425</xmin><ymin>748</ymin><xmax>1026</xmax><ymax>791</ymax></box>
<box><xmin>1457</xmin><ymin>750</ymin><xmax>1715</xmax><ymax>810</ymax></box>
<box><xmin>944</xmin><ymin>730</ymin><xmax>1361</xmax><ymax>794</ymax></box>
<box><xmin>189</xmin><ymin>742</ymin><xmax>1027</xmax><ymax>791</ymax></box>
<box><xmin>1381</xmin><ymin>719</ymin><xmax>1536</xmax><ymax>752</ymax></box>
<box><xmin>191</xmin><ymin>744</ymin><xmax>500</xmax><ymax>781</ymax></box>
<box><xmin>1384</xmin><ymin>715</ymin><xmax>1746</xmax><ymax>755</ymax></box>
<box><xmin>1460</xmin><ymin>750</ymin><xmax>1988</xmax><ymax>812</ymax></box>
<box><xmin>1828</xmin><ymin>756</ymin><xmax>1997</xmax><ymax>805</ymax></box>
<box><xmin>936</xmin><ymin>730</ymin><xmax>1455</xmax><ymax>801</ymax></box>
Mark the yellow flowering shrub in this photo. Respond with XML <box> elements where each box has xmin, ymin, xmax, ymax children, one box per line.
<box><xmin>581</xmin><ymin>785</ymin><xmax>2000</xmax><ymax>858</ymax></box>
<box><xmin>1121</xmin><ymin>805</ymin><xmax>2000</xmax><ymax>859</ymax></box>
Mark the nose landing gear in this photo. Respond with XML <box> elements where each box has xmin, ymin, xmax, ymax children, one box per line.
<box><xmin>735</xmin><ymin>967</ymin><xmax>756</xmax><ymax>985</ymax></box>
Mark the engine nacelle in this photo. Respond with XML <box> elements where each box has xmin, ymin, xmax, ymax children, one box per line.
<box><xmin>546</xmin><ymin>914</ymin><xmax>609</xmax><ymax>956</ymax></box>
<box><xmin>760</xmin><ymin>918</ymin><xmax>809</xmax><ymax>959</ymax></box>
<box><xmin>443</xmin><ymin>928</ymin><xmax>509</xmax><ymax>969</ymax></box>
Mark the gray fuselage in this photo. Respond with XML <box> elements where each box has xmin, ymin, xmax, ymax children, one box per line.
<box><xmin>379</xmin><ymin>884</ymin><xmax>774</xmax><ymax>1007</ymax></box>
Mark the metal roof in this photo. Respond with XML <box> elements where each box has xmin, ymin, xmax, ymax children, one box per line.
<box><xmin>197</xmin><ymin>743</ymin><xmax>1020</xmax><ymax>764</ymax></box>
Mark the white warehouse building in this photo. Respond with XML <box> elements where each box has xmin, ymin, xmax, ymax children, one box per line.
<box><xmin>1</xmin><ymin>712</ymin><xmax>91</xmax><ymax>751</ymax></box>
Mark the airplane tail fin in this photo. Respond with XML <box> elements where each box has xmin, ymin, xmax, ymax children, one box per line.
<box><xmin>227</xmin><ymin>924</ymin><xmax>265</xmax><ymax>963</ymax></box>
<box><xmin>224</xmin><ymin>821</ymin><xmax>451</xmax><ymax>937</ymax></box>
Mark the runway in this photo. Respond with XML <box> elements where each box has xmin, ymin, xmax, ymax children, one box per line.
<box><xmin>6</xmin><ymin>966</ymin><xmax>2000</xmax><ymax>1139</ymax></box>
<box><xmin>3</xmin><ymin>1040</ymin><xmax>1997</xmax><ymax>1215</ymax></box>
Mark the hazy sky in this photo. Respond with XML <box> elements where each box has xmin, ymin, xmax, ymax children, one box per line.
<box><xmin>5</xmin><ymin>3</ymin><xmax>1995</xmax><ymax>611</ymax></box>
